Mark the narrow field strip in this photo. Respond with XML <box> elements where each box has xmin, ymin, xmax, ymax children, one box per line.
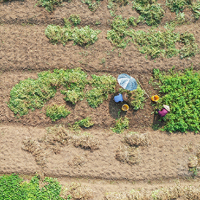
<box><xmin>0</xmin><ymin>125</ymin><xmax>200</xmax><ymax>182</ymax></box>
<box><xmin>1</xmin><ymin>24</ymin><xmax>200</xmax><ymax>73</ymax></box>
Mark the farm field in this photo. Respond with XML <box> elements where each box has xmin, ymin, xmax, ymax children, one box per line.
<box><xmin>1</xmin><ymin>0</ymin><xmax>200</xmax><ymax>199</ymax></box>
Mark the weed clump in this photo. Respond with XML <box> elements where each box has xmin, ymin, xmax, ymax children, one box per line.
<box><xmin>73</xmin><ymin>132</ymin><xmax>99</xmax><ymax>151</ymax></box>
<box><xmin>124</xmin><ymin>132</ymin><xmax>149</xmax><ymax>147</ymax></box>
<box><xmin>36</xmin><ymin>0</ymin><xmax>63</xmax><ymax>12</ymax></box>
<box><xmin>45</xmin><ymin>18</ymin><xmax>101</xmax><ymax>46</ymax></box>
<box><xmin>46</xmin><ymin>104</ymin><xmax>71</xmax><ymax>121</ymax></box>
<box><xmin>22</xmin><ymin>139</ymin><xmax>46</xmax><ymax>166</ymax></box>
<box><xmin>74</xmin><ymin>117</ymin><xmax>94</xmax><ymax>128</ymax></box>
<box><xmin>69</xmin><ymin>14</ymin><xmax>81</xmax><ymax>26</ymax></box>
<box><xmin>115</xmin><ymin>145</ymin><xmax>139</xmax><ymax>165</ymax></box>
<box><xmin>133</xmin><ymin>0</ymin><xmax>164</xmax><ymax>26</ymax></box>
<box><xmin>111</xmin><ymin>116</ymin><xmax>129</xmax><ymax>133</ymax></box>
<box><xmin>61</xmin><ymin>182</ymin><xmax>94</xmax><ymax>200</ymax></box>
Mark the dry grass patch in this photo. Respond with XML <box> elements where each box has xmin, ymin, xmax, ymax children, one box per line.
<box><xmin>21</xmin><ymin>138</ymin><xmax>46</xmax><ymax>167</ymax></box>
<box><xmin>61</xmin><ymin>182</ymin><xmax>94</xmax><ymax>200</ymax></box>
<box><xmin>124</xmin><ymin>132</ymin><xmax>149</xmax><ymax>147</ymax></box>
<box><xmin>68</xmin><ymin>155</ymin><xmax>85</xmax><ymax>167</ymax></box>
<box><xmin>115</xmin><ymin>145</ymin><xmax>139</xmax><ymax>165</ymax></box>
<box><xmin>105</xmin><ymin>185</ymin><xmax>200</xmax><ymax>200</ymax></box>
<box><xmin>73</xmin><ymin>132</ymin><xmax>99</xmax><ymax>151</ymax></box>
<box><xmin>42</xmin><ymin>125</ymin><xmax>73</xmax><ymax>154</ymax></box>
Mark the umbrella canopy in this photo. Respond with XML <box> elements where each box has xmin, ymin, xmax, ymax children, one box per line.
<box><xmin>117</xmin><ymin>74</ymin><xmax>137</xmax><ymax>91</ymax></box>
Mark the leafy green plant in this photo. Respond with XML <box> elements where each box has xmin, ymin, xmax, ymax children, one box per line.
<box><xmin>69</xmin><ymin>14</ymin><xmax>81</xmax><ymax>26</ymax></box>
<box><xmin>191</xmin><ymin>1</ymin><xmax>200</xmax><ymax>19</ymax></box>
<box><xmin>133</xmin><ymin>0</ymin><xmax>164</xmax><ymax>26</ymax></box>
<box><xmin>0</xmin><ymin>174</ymin><xmax>64</xmax><ymax>199</ymax></box>
<box><xmin>91</xmin><ymin>74</ymin><xmax>117</xmax><ymax>94</ymax></box>
<box><xmin>74</xmin><ymin>117</ymin><xmax>94</xmax><ymax>128</ymax></box>
<box><xmin>111</xmin><ymin>116</ymin><xmax>129</xmax><ymax>133</ymax></box>
<box><xmin>45</xmin><ymin>24</ymin><xmax>101</xmax><ymax>46</ymax></box>
<box><xmin>82</xmin><ymin>0</ymin><xmax>101</xmax><ymax>11</ymax></box>
<box><xmin>86</xmin><ymin>88</ymin><xmax>105</xmax><ymax>108</ymax></box>
<box><xmin>152</xmin><ymin>67</ymin><xmax>200</xmax><ymax>133</ymax></box>
<box><xmin>8</xmin><ymin>68</ymin><xmax>117</xmax><ymax>115</ymax></box>
<box><xmin>72</xmin><ymin>26</ymin><xmax>101</xmax><ymax>46</ymax></box>
<box><xmin>119</xmin><ymin>85</ymin><xmax>146</xmax><ymax>110</ymax></box>
<box><xmin>36</xmin><ymin>0</ymin><xmax>63</xmax><ymax>12</ymax></box>
<box><xmin>8</xmin><ymin>76</ymin><xmax>57</xmax><ymax>116</ymax></box>
<box><xmin>175</xmin><ymin>12</ymin><xmax>186</xmax><ymax>24</ymax></box>
<box><xmin>166</xmin><ymin>0</ymin><xmax>191</xmax><ymax>14</ymax></box>
<box><xmin>107</xmin><ymin>15</ymin><xmax>131</xmax><ymax>48</ymax></box>
<box><xmin>61</xmin><ymin>89</ymin><xmax>85</xmax><ymax>104</ymax></box>
<box><xmin>46</xmin><ymin>104</ymin><xmax>71</xmax><ymax>121</ymax></box>
<box><xmin>189</xmin><ymin>167</ymin><xmax>199</xmax><ymax>177</ymax></box>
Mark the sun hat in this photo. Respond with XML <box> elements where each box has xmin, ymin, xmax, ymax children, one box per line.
<box><xmin>163</xmin><ymin>105</ymin><xmax>170</xmax><ymax>112</ymax></box>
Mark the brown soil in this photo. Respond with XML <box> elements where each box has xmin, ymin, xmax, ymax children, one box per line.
<box><xmin>0</xmin><ymin>0</ymin><xmax>200</xmax><ymax>199</ymax></box>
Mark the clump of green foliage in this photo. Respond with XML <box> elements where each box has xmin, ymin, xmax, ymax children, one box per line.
<box><xmin>87</xmin><ymin>74</ymin><xmax>117</xmax><ymax>108</ymax></box>
<box><xmin>74</xmin><ymin>117</ymin><xmax>94</xmax><ymax>128</ymax></box>
<box><xmin>8</xmin><ymin>73</ymin><xmax>57</xmax><ymax>116</ymax></box>
<box><xmin>0</xmin><ymin>174</ymin><xmax>64</xmax><ymax>199</ymax></box>
<box><xmin>119</xmin><ymin>85</ymin><xmax>146</xmax><ymax>110</ymax></box>
<box><xmin>107</xmin><ymin>15</ymin><xmax>131</xmax><ymax>48</ymax></box>
<box><xmin>8</xmin><ymin>68</ymin><xmax>117</xmax><ymax>116</ymax></box>
<box><xmin>190</xmin><ymin>1</ymin><xmax>200</xmax><ymax>19</ymax></box>
<box><xmin>132</xmin><ymin>25</ymin><xmax>199</xmax><ymax>59</ymax></box>
<box><xmin>166</xmin><ymin>0</ymin><xmax>191</xmax><ymax>14</ymax></box>
<box><xmin>69</xmin><ymin>14</ymin><xmax>81</xmax><ymax>26</ymax></box>
<box><xmin>133</xmin><ymin>0</ymin><xmax>164</xmax><ymax>26</ymax></box>
<box><xmin>111</xmin><ymin>116</ymin><xmax>129</xmax><ymax>133</ymax></box>
<box><xmin>152</xmin><ymin>67</ymin><xmax>200</xmax><ymax>133</ymax></box>
<box><xmin>107</xmin><ymin>16</ymin><xmax>199</xmax><ymax>58</ymax></box>
<box><xmin>36</xmin><ymin>0</ymin><xmax>63</xmax><ymax>12</ymax></box>
<box><xmin>82</xmin><ymin>0</ymin><xmax>101</xmax><ymax>12</ymax></box>
<box><xmin>46</xmin><ymin>104</ymin><xmax>71</xmax><ymax>121</ymax></box>
<box><xmin>45</xmin><ymin>19</ymin><xmax>101</xmax><ymax>46</ymax></box>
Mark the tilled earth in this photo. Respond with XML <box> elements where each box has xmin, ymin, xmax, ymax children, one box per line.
<box><xmin>0</xmin><ymin>0</ymin><xmax>200</xmax><ymax>199</ymax></box>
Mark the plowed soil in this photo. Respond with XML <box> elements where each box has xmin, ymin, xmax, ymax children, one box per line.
<box><xmin>0</xmin><ymin>0</ymin><xmax>200</xmax><ymax>199</ymax></box>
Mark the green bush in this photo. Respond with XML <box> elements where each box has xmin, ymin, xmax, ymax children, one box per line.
<box><xmin>36</xmin><ymin>0</ymin><xmax>63</xmax><ymax>12</ymax></box>
<box><xmin>45</xmin><ymin>24</ymin><xmax>101</xmax><ymax>46</ymax></box>
<box><xmin>8</xmin><ymin>68</ymin><xmax>117</xmax><ymax>116</ymax></box>
<box><xmin>69</xmin><ymin>14</ymin><xmax>81</xmax><ymax>26</ymax></box>
<box><xmin>8</xmin><ymin>77</ymin><xmax>57</xmax><ymax>116</ymax></box>
<box><xmin>86</xmin><ymin>88</ymin><xmax>105</xmax><ymax>108</ymax></box>
<box><xmin>111</xmin><ymin>116</ymin><xmax>129</xmax><ymax>133</ymax></box>
<box><xmin>0</xmin><ymin>174</ymin><xmax>64</xmax><ymax>200</ymax></box>
<box><xmin>166</xmin><ymin>0</ymin><xmax>191</xmax><ymax>14</ymax></box>
<box><xmin>74</xmin><ymin>117</ymin><xmax>94</xmax><ymax>128</ymax></box>
<box><xmin>46</xmin><ymin>104</ymin><xmax>71</xmax><ymax>121</ymax></box>
<box><xmin>133</xmin><ymin>0</ymin><xmax>164</xmax><ymax>26</ymax></box>
<box><xmin>191</xmin><ymin>1</ymin><xmax>200</xmax><ymax>19</ymax></box>
<box><xmin>152</xmin><ymin>67</ymin><xmax>200</xmax><ymax>133</ymax></box>
<box><xmin>82</xmin><ymin>0</ymin><xmax>101</xmax><ymax>12</ymax></box>
<box><xmin>72</xmin><ymin>26</ymin><xmax>101</xmax><ymax>46</ymax></box>
<box><xmin>61</xmin><ymin>89</ymin><xmax>85</xmax><ymax>104</ymax></box>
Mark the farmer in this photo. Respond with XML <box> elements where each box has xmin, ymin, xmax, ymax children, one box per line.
<box><xmin>114</xmin><ymin>92</ymin><xmax>128</xmax><ymax>103</ymax></box>
<box><xmin>156</xmin><ymin>105</ymin><xmax>170</xmax><ymax>117</ymax></box>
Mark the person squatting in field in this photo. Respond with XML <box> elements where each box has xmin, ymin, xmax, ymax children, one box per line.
<box><xmin>156</xmin><ymin>105</ymin><xmax>170</xmax><ymax>117</ymax></box>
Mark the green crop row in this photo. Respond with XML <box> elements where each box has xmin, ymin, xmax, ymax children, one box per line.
<box><xmin>107</xmin><ymin>16</ymin><xmax>199</xmax><ymax>59</ymax></box>
<box><xmin>152</xmin><ymin>67</ymin><xmax>200</xmax><ymax>133</ymax></box>
<box><xmin>45</xmin><ymin>19</ymin><xmax>101</xmax><ymax>46</ymax></box>
<box><xmin>8</xmin><ymin>68</ymin><xmax>117</xmax><ymax>117</ymax></box>
<box><xmin>8</xmin><ymin>68</ymin><xmax>145</xmax><ymax>120</ymax></box>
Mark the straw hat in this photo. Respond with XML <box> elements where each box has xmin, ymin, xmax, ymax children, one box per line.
<box><xmin>163</xmin><ymin>105</ymin><xmax>170</xmax><ymax>112</ymax></box>
<box><xmin>122</xmin><ymin>92</ymin><xmax>128</xmax><ymax>101</ymax></box>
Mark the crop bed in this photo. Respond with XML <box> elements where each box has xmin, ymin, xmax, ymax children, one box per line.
<box><xmin>1</xmin><ymin>0</ymin><xmax>200</xmax><ymax>199</ymax></box>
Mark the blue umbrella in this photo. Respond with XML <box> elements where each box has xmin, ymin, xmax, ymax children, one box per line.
<box><xmin>117</xmin><ymin>74</ymin><xmax>137</xmax><ymax>91</ymax></box>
